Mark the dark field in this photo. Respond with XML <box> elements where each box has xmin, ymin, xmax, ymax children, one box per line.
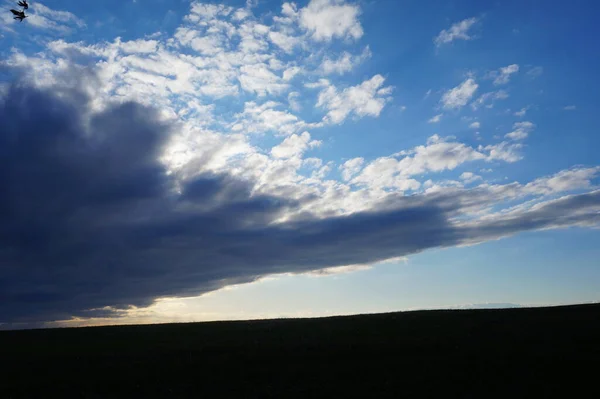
<box><xmin>2</xmin><ymin>304</ymin><xmax>599</xmax><ymax>398</ymax></box>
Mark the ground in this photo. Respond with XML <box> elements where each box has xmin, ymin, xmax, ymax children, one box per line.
<box><xmin>1</xmin><ymin>303</ymin><xmax>599</xmax><ymax>398</ymax></box>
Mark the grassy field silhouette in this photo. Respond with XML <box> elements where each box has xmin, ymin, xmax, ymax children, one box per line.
<box><xmin>1</xmin><ymin>303</ymin><xmax>599</xmax><ymax>398</ymax></box>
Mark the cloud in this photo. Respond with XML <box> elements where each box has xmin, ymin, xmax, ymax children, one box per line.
<box><xmin>231</xmin><ymin>101</ymin><xmax>302</xmax><ymax>136</ymax></box>
<box><xmin>469</xmin><ymin>122</ymin><xmax>481</xmax><ymax>129</ymax></box>
<box><xmin>428</xmin><ymin>114</ymin><xmax>443</xmax><ymax>124</ymax></box>
<box><xmin>320</xmin><ymin>46</ymin><xmax>371</xmax><ymax>75</ymax></box>
<box><xmin>25</xmin><ymin>2</ymin><xmax>86</xmax><ymax>33</ymax></box>
<box><xmin>288</xmin><ymin>92</ymin><xmax>301</xmax><ymax>112</ymax></box>
<box><xmin>523</xmin><ymin>167</ymin><xmax>600</xmax><ymax>196</ymax></box>
<box><xmin>0</xmin><ymin>9</ymin><xmax>16</xmax><ymax>33</ymax></box>
<box><xmin>316</xmin><ymin>75</ymin><xmax>393</xmax><ymax>124</ymax></box>
<box><xmin>459</xmin><ymin>190</ymin><xmax>600</xmax><ymax>245</ymax></box>
<box><xmin>505</xmin><ymin>121</ymin><xmax>535</xmax><ymax>141</ymax></box>
<box><xmin>563</xmin><ymin>105</ymin><xmax>577</xmax><ymax>111</ymax></box>
<box><xmin>527</xmin><ymin>66</ymin><xmax>544</xmax><ymax>79</ymax></box>
<box><xmin>1</xmin><ymin>81</ymin><xmax>599</xmax><ymax>326</ymax></box>
<box><xmin>1</xmin><ymin>2</ymin><xmax>599</xmax><ymax>327</ymax></box>
<box><xmin>471</xmin><ymin>90</ymin><xmax>509</xmax><ymax>110</ymax></box>
<box><xmin>5</xmin><ymin>0</ymin><xmax>385</xmax><ymax>136</ymax></box>
<box><xmin>239</xmin><ymin>63</ymin><xmax>290</xmax><ymax>97</ymax></box>
<box><xmin>340</xmin><ymin>157</ymin><xmax>365</xmax><ymax>181</ymax></box>
<box><xmin>489</xmin><ymin>64</ymin><xmax>519</xmax><ymax>85</ymax></box>
<box><xmin>350</xmin><ymin>135</ymin><xmax>489</xmax><ymax>191</ymax></box>
<box><xmin>299</xmin><ymin>0</ymin><xmax>363</xmax><ymax>42</ymax></box>
<box><xmin>514</xmin><ymin>107</ymin><xmax>529</xmax><ymax>117</ymax></box>
<box><xmin>441</xmin><ymin>78</ymin><xmax>479</xmax><ymax>110</ymax></box>
<box><xmin>349</xmin><ymin>157</ymin><xmax>422</xmax><ymax>192</ymax></box>
<box><xmin>0</xmin><ymin>83</ymin><xmax>458</xmax><ymax>323</ymax></box>
<box><xmin>268</xmin><ymin>30</ymin><xmax>300</xmax><ymax>53</ymax></box>
<box><xmin>460</xmin><ymin>172</ymin><xmax>482</xmax><ymax>184</ymax></box>
<box><xmin>434</xmin><ymin>17</ymin><xmax>479</xmax><ymax>47</ymax></box>
<box><xmin>396</xmin><ymin>135</ymin><xmax>487</xmax><ymax>176</ymax></box>
<box><xmin>311</xmin><ymin>161</ymin><xmax>334</xmax><ymax>180</ymax></box>
<box><xmin>119</xmin><ymin>39</ymin><xmax>159</xmax><ymax>54</ymax></box>
<box><xmin>271</xmin><ymin>132</ymin><xmax>322</xmax><ymax>159</ymax></box>
<box><xmin>186</xmin><ymin>3</ymin><xmax>234</xmax><ymax>23</ymax></box>
<box><xmin>483</xmin><ymin>141</ymin><xmax>524</xmax><ymax>163</ymax></box>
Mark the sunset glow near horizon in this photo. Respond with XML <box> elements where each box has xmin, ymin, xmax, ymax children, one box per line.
<box><xmin>0</xmin><ymin>0</ymin><xmax>599</xmax><ymax>329</ymax></box>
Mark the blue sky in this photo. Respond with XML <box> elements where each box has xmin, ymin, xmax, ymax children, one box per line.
<box><xmin>0</xmin><ymin>0</ymin><xmax>598</xmax><ymax>328</ymax></box>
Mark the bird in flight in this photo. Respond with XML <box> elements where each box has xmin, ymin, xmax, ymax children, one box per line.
<box><xmin>10</xmin><ymin>9</ymin><xmax>27</xmax><ymax>22</ymax></box>
<box><xmin>17</xmin><ymin>1</ymin><xmax>28</xmax><ymax>10</ymax></box>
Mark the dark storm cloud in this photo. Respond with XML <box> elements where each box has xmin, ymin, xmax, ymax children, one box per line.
<box><xmin>0</xmin><ymin>81</ymin><xmax>599</xmax><ymax>326</ymax></box>
<box><xmin>0</xmin><ymin>82</ymin><xmax>456</xmax><ymax>324</ymax></box>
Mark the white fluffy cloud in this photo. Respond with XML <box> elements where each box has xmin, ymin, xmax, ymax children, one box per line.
<box><xmin>491</xmin><ymin>64</ymin><xmax>519</xmax><ymax>85</ymax></box>
<box><xmin>434</xmin><ymin>17</ymin><xmax>479</xmax><ymax>46</ymax></box>
<box><xmin>350</xmin><ymin>135</ymin><xmax>490</xmax><ymax>191</ymax></box>
<box><xmin>316</xmin><ymin>75</ymin><xmax>393</xmax><ymax>124</ymax></box>
<box><xmin>186</xmin><ymin>3</ymin><xmax>232</xmax><ymax>22</ymax></box>
<box><xmin>239</xmin><ymin>63</ymin><xmax>289</xmax><ymax>97</ymax></box>
<box><xmin>514</xmin><ymin>107</ymin><xmax>529</xmax><ymax>117</ymax></box>
<box><xmin>232</xmin><ymin>101</ymin><xmax>301</xmax><ymax>136</ymax></box>
<box><xmin>441</xmin><ymin>78</ymin><xmax>479</xmax><ymax>110</ymax></box>
<box><xmin>505</xmin><ymin>121</ymin><xmax>535</xmax><ymax>141</ymax></box>
<box><xmin>460</xmin><ymin>172</ymin><xmax>483</xmax><ymax>184</ymax></box>
<box><xmin>288</xmin><ymin>91</ymin><xmax>301</xmax><ymax>112</ymax></box>
<box><xmin>320</xmin><ymin>46</ymin><xmax>371</xmax><ymax>75</ymax></box>
<box><xmin>471</xmin><ymin>90</ymin><xmax>509</xmax><ymax>110</ymax></box>
<box><xmin>428</xmin><ymin>114</ymin><xmax>443</xmax><ymax>123</ymax></box>
<box><xmin>483</xmin><ymin>141</ymin><xmax>524</xmax><ymax>163</ymax></box>
<box><xmin>271</xmin><ymin>132</ymin><xmax>322</xmax><ymax>159</ymax></box>
<box><xmin>396</xmin><ymin>135</ymin><xmax>487</xmax><ymax>176</ymax></box>
<box><xmin>268</xmin><ymin>31</ymin><xmax>300</xmax><ymax>53</ymax></box>
<box><xmin>299</xmin><ymin>0</ymin><xmax>363</xmax><ymax>42</ymax></box>
<box><xmin>340</xmin><ymin>157</ymin><xmax>365</xmax><ymax>181</ymax></box>
<box><xmin>350</xmin><ymin>157</ymin><xmax>422</xmax><ymax>191</ymax></box>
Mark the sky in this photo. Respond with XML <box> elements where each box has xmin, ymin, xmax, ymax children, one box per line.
<box><xmin>0</xmin><ymin>0</ymin><xmax>599</xmax><ymax>329</ymax></box>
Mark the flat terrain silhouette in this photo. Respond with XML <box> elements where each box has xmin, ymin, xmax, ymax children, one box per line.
<box><xmin>2</xmin><ymin>303</ymin><xmax>599</xmax><ymax>398</ymax></box>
